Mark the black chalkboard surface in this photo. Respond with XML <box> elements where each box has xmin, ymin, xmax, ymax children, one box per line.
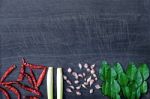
<box><xmin>0</xmin><ymin>0</ymin><xmax>150</xmax><ymax>99</ymax></box>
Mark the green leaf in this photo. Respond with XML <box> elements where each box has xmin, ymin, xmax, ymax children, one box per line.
<box><xmin>101</xmin><ymin>81</ymin><xmax>110</xmax><ymax>96</ymax></box>
<box><xmin>126</xmin><ymin>63</ymin><xmax>137</xmax><ymax>81</ymax></box>
<box><xmin>136</xmin><ymin>87</ymin><xmax>141</xmax><ymax>99</ymax></box>
<box><xmin>135</xmin><ymin>70</ymin><xmax>143</xmax><ymax>87</ymax></box>
<box><xmin>99</xmin><ymin>61</ymin><xmax>110</xmax><ymax>81</ymax></box>
<box><xmin>113</xmin><ymin>94</ymin><xmax>121</xmax><ymax>99</ymax></box>
<box><xmin>102</xmin><ymin>80</ymin><xmax>120</xmax><ymax>98</ymax></box>
<box><xmin>140</xmin><ymin>81</ymin><xmax>148</xmax><ymax>94</ymax></box>
<box><xmin>126</xmin><ymin>82</ymin><xmax>138</xmax><ymax>99</ymax></box>
<box><xmin>130</xmin><ymin>91</ymin><xmax>136</xmax><ymax>99</ymax></box>
<box><xmin>128</xmin><ymin>82</ymin><xmax>138</xmax><ymax>91</ymax></box>
<box><xmin>122</xmin><ymin>86</ymin><xmax>130</xmax><ymax>98</ymax></box>
<box><xmin>111</xmin><ymin>80</ymin><xmax>120</xmax><ymax>94</ymax></box>
<box><xmin>138</xmin><ymin>64</ymin><xmax>149</xmax><ymax>80</ymax></box>
<box><xmin>118</xmin><ymin>72</ymin><xmax>128</xmax><ymax>86</ymax></box>
<box><xmin>107</xmin><ymin>68</ymin><xmax>117</xmax><ymax>81</ymax></box>
<box><xmin>114</xmin><ymin>63</ymin><xmax>123</xmax><ymax>74</ymax></box>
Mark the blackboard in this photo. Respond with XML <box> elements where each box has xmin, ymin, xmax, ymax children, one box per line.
<box><xmin>0</xmin><ymin>0</ymin><xmax>150</xmax><ymax>99</ymax></box>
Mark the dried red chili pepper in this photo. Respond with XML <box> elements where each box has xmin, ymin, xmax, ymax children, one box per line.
<box><xmin>1</xmin><ymin>81</ymin><xmax>18</xmax><ymax>85</ymax></box>
<box><xmin>17</xmin><ymin>82</ymin><xmax>41</xmax><ymax>96</ymax></box>
<box><xmin>29</xmin><ymin>67</ymin><xmax>37</xmax><ymax>89</ymax></box>
<box><xmin>22</xmin><ymin>58</ymin><xmax>47</xmax><ymax>87</ymax></box>
<box><xmin>4</xmin><ymin>84</ymin><xmax>21</xmax><ymax>99</ymax></box>
<box><xmin>37</xmin><ymin>67</ymin><xmax>48</xmax><ymax>87</ymax></box>
<box><xmin>23</xmin><ymin>96</ymin><xmax>39</xmax><ymax>99</ymax></box>
<box><xmin>17</xmin><ymin>64</ymin><xmax>25</xmax><ymax>81</ymax></box>
<box><xmin>25</xmin><ymin>63</ymin><xmax>45</xmax><ymax>69</ymax></box>
<box><xmin>23</xmin><ymin>73</ymin><xmax>34</xmax><ymax>87</ymax></box>
<box><xmin>0</xmin><ymin>65</ymin><xmax>16</xmax><ymax>82</ymax></box>
<box><xmin>17</xmin><ymin>58</ymin><xmax>27</xmax><ymax>81</ymax></box>
<box><xmin>0</xmin><ymin>87</ymin><xmax>10</xmax><ymax>99</ymax></box>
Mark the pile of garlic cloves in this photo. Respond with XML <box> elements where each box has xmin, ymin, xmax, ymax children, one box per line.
<box><xmin>63</xmin><ymin>63</ymin><xmax>101</xmax><ymax>96</ymax></box>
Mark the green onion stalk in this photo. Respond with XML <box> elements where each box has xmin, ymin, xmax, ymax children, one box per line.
<box><xmin>57</xmin><ymin>68</ymin><xmax>63</xmax><ymax>99</ymax></box>
<box><xmin>47</xmin><ymin>67</ymin><xmax>53</xmax><ymax>99</ymax></box>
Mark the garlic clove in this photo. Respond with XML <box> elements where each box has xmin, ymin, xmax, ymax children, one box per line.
<box><xmin>95</xmin><ymin>77</ymin><xmax>98</xmax><ymax>81</ymax></box>
<box><xmin>66</xmin><ymin>80</ymin><xmax>72</xmax><ymax>85</ymax></box>
<box><xmin>74</xmin><ymin>80</ymin><xmax>79</xmax><ymax>84</ymax></box>
<box><xmin>95</xmin><ymin>84</ymin><xmax>101</xmax><ymax>89</ymax></box>
<box><xmin>78</xmin><ymin>63</ymin><xmax>82</xmax><ymax>69</ymax></box>
<box><xmin>76</xmin><ymin>91</ymin><xmax>81</xmax><ymax>95</ymax></box>
<box><xmin>90</xmin><ymin>79</ymin><xmax>94</xmax><ymax>86</ymax></box>
<box><xmin>87</xmin><ymin>68</ymin><xmax>90</xmax><ymax>72</ymax></box>
<box><xmin>75</xmin><ymin>75</ymin><xmax>78</xmax><ymax>79</ymax></box>
<box><xmin>87</xmin><ymin>76</ymin><xmax>92</xmax><ymax>83</ymax></box>
<box><xmin>91</xmin><ymin>64</ymin><xmax>95</xmax><ymax>69</ymax></box>
<box><xmin>66</xmin><ymin>88</ymin><xmax>72</xmax><ymax>93</ymax></box>
<box><xmin>69</xmin><ymin>86</ymin><xmax>75</xmax><ymax>90</ymax></box>
<box><xmin>78</xmin><ymin>74</ymin><xmax>83</xmax><ymax>78</ymax></box>
<box><xmin>84</xmin><ymin>82</ymin><xmax>88</xmax><ymax>85</ymax></box>
<box><xmin>82</xmin><ymin>84</ymin><xmax>87</xmax><ymax>89</ymax></box>
<box><xmin>91</xmin><ymin>69</ymin><xmax>95</xmax><ymax>74</ymax></box>
<box><xmin>83</xmin><ymin>73</ymin><xmax>86</xmax><ymax>77</ymax></box>
<box><xmin>90</xmin><ymin>89</ymin><xmax>94</xmax><ymax>94</ymax></box>
<box><xmin>72</xmin><ymin>72</ymin><xmax>78</xmax><ymax>77</ymax></box>
<box><xmin>76</xmin><ymin>85</ymin><xmax>81</xmax><ymax>90</ymax></box>
<box><xmin>84</xmin><ymin>63</ymin><xmax>88</xmax><ymax>68</ymax></box>
<box><xmin>63</xmin><ymin>75</ymin><xmax>67</xmax><ymax>80</ymax></box>
<box><xmin>67</xmin><ymin>68</ymin><xmax>72</xmax><ymax>73</ymax></box>
<box><xmin>93</xmin><ymin>74</ymin><xmax>97</xmax><ymax>78</ymax></box>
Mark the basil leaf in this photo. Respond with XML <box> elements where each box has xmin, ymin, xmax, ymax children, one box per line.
<box><xmin>114</xmin><ymin>63</ymin><xmax>123</xmax><ymax>74</ymax></box>
<box><xmin>118</xmin><ymin>72</ymin><xmax>128</xmax><ymax>86</ymax></box>
<box><xmin>138</xmin><ymin>64</ymin><xmax>149</xmax><ymax>80</ymax></box>
<box><xmin>140</xmin><ymin>81</ymin><xmax>148</xmax><ymax>94</ymax></box>
<box><xmin>126</xmin><ymin>63</ymin><xmax>137</xmax><ymax>81</ymax></box>
<box><xmin>99</xmin><ymin>61</ymin><xmax>110</xmax><ymax>81</ymax></box>
<box><xmin>135</xmin><ymin>70</ymin><xmax>143</xmax><ymax>87</ymax></box>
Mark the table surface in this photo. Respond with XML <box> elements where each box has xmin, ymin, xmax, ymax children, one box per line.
<box><xmin>0</xmin><ymin>0</ymin><xmax>150</xmax><ymax>99</ymax></box>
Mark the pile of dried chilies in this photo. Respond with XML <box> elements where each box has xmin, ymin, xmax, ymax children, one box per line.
<box><xmin>0</xmin><ymin>58</ymin><xmax>48</xmax><ymax>99</ymax></box>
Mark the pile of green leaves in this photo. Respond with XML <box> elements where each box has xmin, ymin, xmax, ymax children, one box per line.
<box><xmin>99</xmin><ymin>61</ymin><xmax>149</xmax><ymax>99</ymax></box>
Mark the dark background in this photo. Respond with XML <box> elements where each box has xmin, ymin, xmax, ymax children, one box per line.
<box><xmin>0</xmin><ymin>0</ymin><xmax>150</xmax><ymax>99</ymax></box>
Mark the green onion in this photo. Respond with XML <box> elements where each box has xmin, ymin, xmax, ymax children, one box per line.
<box><xmin>47</xmin><ymin>67</ymin><xmax>53</xmax><ymax>99</ymax></box>
<box><xmin>57</xmin><ymin>68</ymin><xmax>63</xmax><ymax>99</ymax></box>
